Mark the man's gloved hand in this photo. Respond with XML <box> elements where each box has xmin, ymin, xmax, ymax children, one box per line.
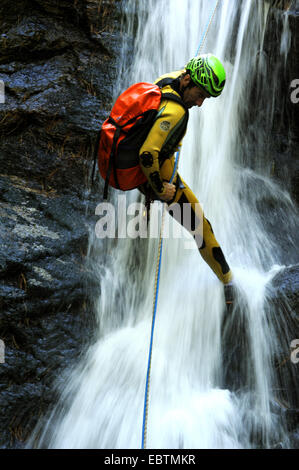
<box><xmin>159</xmin><ymin>182</ymin><xmax>176</xmax><ymax>202</ymax></box>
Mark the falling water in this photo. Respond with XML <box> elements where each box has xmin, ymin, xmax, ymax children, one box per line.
<box><xmin>29</xmin><ymin>0</ymin><xmax>298</xmax><ymax>449</ymax></box>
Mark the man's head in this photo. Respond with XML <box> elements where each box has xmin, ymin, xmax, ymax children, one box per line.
<box><xmin>180</xmin><ymin>54</ymin><xmax>226</xmax><ymax>109</ymax></box>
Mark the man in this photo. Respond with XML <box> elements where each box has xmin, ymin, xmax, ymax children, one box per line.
<box><xmin>138</xmin><ymin>54</ymin><xmax>233</xmax><ymax>290</ymax></box>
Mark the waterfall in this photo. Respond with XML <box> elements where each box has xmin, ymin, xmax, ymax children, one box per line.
<box><xmin>29</xmin><ymin>0</ymin><xmax>297</xmax><ymax>449</ymax></box>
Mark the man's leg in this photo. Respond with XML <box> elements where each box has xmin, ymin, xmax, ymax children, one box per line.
<box><xmin>167</xmin><ymin>178</ymin><xmax>232</xmax><ymax>285</ymax></box>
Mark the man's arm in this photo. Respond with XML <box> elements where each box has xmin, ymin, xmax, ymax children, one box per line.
<box><xmin>139</xmin><ymin>99</ymin><xmax>186</xmax><ymax>198</ymax></box>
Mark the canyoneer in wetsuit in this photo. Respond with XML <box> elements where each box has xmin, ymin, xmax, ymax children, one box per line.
<box><xmin>138</xmin><ymin>54</ymin><xmax>233</xmax><ymax>292</ymax></box>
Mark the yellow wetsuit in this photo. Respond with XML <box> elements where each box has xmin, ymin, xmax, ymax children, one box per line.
<box><xmin>138</xmin><ymin>70</ymin><xmax>232</xmax><ymax>285</ymax></box>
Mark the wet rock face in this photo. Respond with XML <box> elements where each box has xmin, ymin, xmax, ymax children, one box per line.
<box><xmin>0</xmin><ymin>0</ymin><xmax>122</xmax><ymax>194</ymax></box>
<box><xmin>257</xmin><ymin>1</ymin><xmax>299</xmax><ymax>204</ymax></box>
<box><xmin>221</xmin><ymin>263</ymin><xmax>299</xmax><ymax>448</ymax></box>
<box><xmin>0</xmin><ymin>0</ymin><xmax>122</xmax><ymax>448</ymax></box>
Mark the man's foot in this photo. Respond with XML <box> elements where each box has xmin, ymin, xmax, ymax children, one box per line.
<box><xmin>224</xmin><ymin>282</ymin><xmax>234</xmax><ymax>306</ymax></box>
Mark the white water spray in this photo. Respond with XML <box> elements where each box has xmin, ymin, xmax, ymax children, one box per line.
<box><xmin>29</xmin><ymin>0</ymin><xmax>297</xmax><ymax>449</ymax></box>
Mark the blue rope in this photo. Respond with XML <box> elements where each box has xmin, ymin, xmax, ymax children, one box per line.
<box><xmin>195</xmin><ymin>0</ymin><xmax>220</xmax><ymax>56</ymax></box>
<box><xmin>141</xmin><ymin>235</ymin><xmax>164</xmax><ymax>449</ymax></box>
<box><xmin>141</xmin><ymin>149</ymin><xmax>179</xmax><ymax>449</ymax></box>
<box><xmin>171</xmin><ymin>150</ymin><xmax>180</xmax><ymax>182</ymax></box>
<box><xmin>141</xmin><ymin>146</ymin><xmax>180</xmax><ymax>449</ymax></box>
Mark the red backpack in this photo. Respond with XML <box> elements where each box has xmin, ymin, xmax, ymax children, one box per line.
<box><xmin>93</xmin><ymin>78</ymin><xmax>187</xmax><ymax>199</ymax></box>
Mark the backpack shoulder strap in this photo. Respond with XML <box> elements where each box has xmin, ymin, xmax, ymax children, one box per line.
<box><xmin>160</xmin><ymin>92</ymin><xmax>188</xmax><ymax>112</ymax></box>
<box><xmin>155</xmin><ymin>77</ymin><xmax>188</xmax><ymax>112</ymax></box>
<box><xmin>155</xmin><ymin>77</ymin><xmax>176</xmax><ymax>89</ymax></box>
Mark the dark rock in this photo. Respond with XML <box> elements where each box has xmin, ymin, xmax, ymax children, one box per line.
<box><xmin>288</xmin><ymin>428</ymin><xmax>299</xmax><ymax>449</ymax></box>
<box><xmin>270</xmin><ymin>264</ymin><xmax>299</xmax><ymax>313</ymax></box>
<box><xmin>245</xmin><ymin>2</ymin><xmax>299</xmax><ymax>205</ymax></box>
<box><xmin>270</xmin><ymin>397</ymin><xmax>299</xmax><ymax>432</ymax></box>
<box><xmin>0</xmin><ymin>0</ymin><xmax>121</xmax><ymax>449</ymax></box>
<box><xmin>221</xmin><ymin>264</ymin><xmax>299</xmax><ymax>448</ymax></box>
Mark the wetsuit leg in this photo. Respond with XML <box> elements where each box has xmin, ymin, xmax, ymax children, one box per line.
<box><xmin>166</xmin><ymin>177</ymin><xmax>232</xmax><ymax>284</ymax></box>
<box><xmin>138</xmin><ymin>155</ymin><xmax>232</xmax><ymax>284</ymax></box>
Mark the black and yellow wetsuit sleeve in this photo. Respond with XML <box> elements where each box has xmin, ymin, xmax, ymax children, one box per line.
<box><xmin>139</xmin><ymin>99</ymin><xmax>186</xmax><ymax>197</ymax></box>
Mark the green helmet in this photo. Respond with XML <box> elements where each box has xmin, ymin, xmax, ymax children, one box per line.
<box><xmin>185</xmin><ymin>54</ymin><xmax>226</xmax><ymax>97</ymax></box>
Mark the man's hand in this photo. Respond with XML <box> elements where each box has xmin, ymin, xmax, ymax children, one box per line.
<box><xmin>159</xmin><ymin>182</ymin><xmax>176</xmax><ymax>202</ymax></box>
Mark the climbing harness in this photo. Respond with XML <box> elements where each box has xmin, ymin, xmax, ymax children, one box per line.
<box><xmin>141</xmin><ymin>0</ymin><xmax>222</xmax><ymax>450</ymax></box>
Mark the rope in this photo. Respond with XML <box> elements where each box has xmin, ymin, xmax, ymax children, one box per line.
<box><xmin>141</xmin><ymin>146</ymin><xmax>181</xmax><ymax>450</ymax></box>
<box><xmin>141</xmin><ymin>204</ymin><xmax>166</xmax><ymax>449</ymax></box>
<box><xmin>195</xmin><ymin>0</ymin><xmax>221</xmax><ymax>56</ymax></box>
<box><xmin>141</xmin><ymin>0</ymin><xmax>221</xmax><ymax>449</ymax></box>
